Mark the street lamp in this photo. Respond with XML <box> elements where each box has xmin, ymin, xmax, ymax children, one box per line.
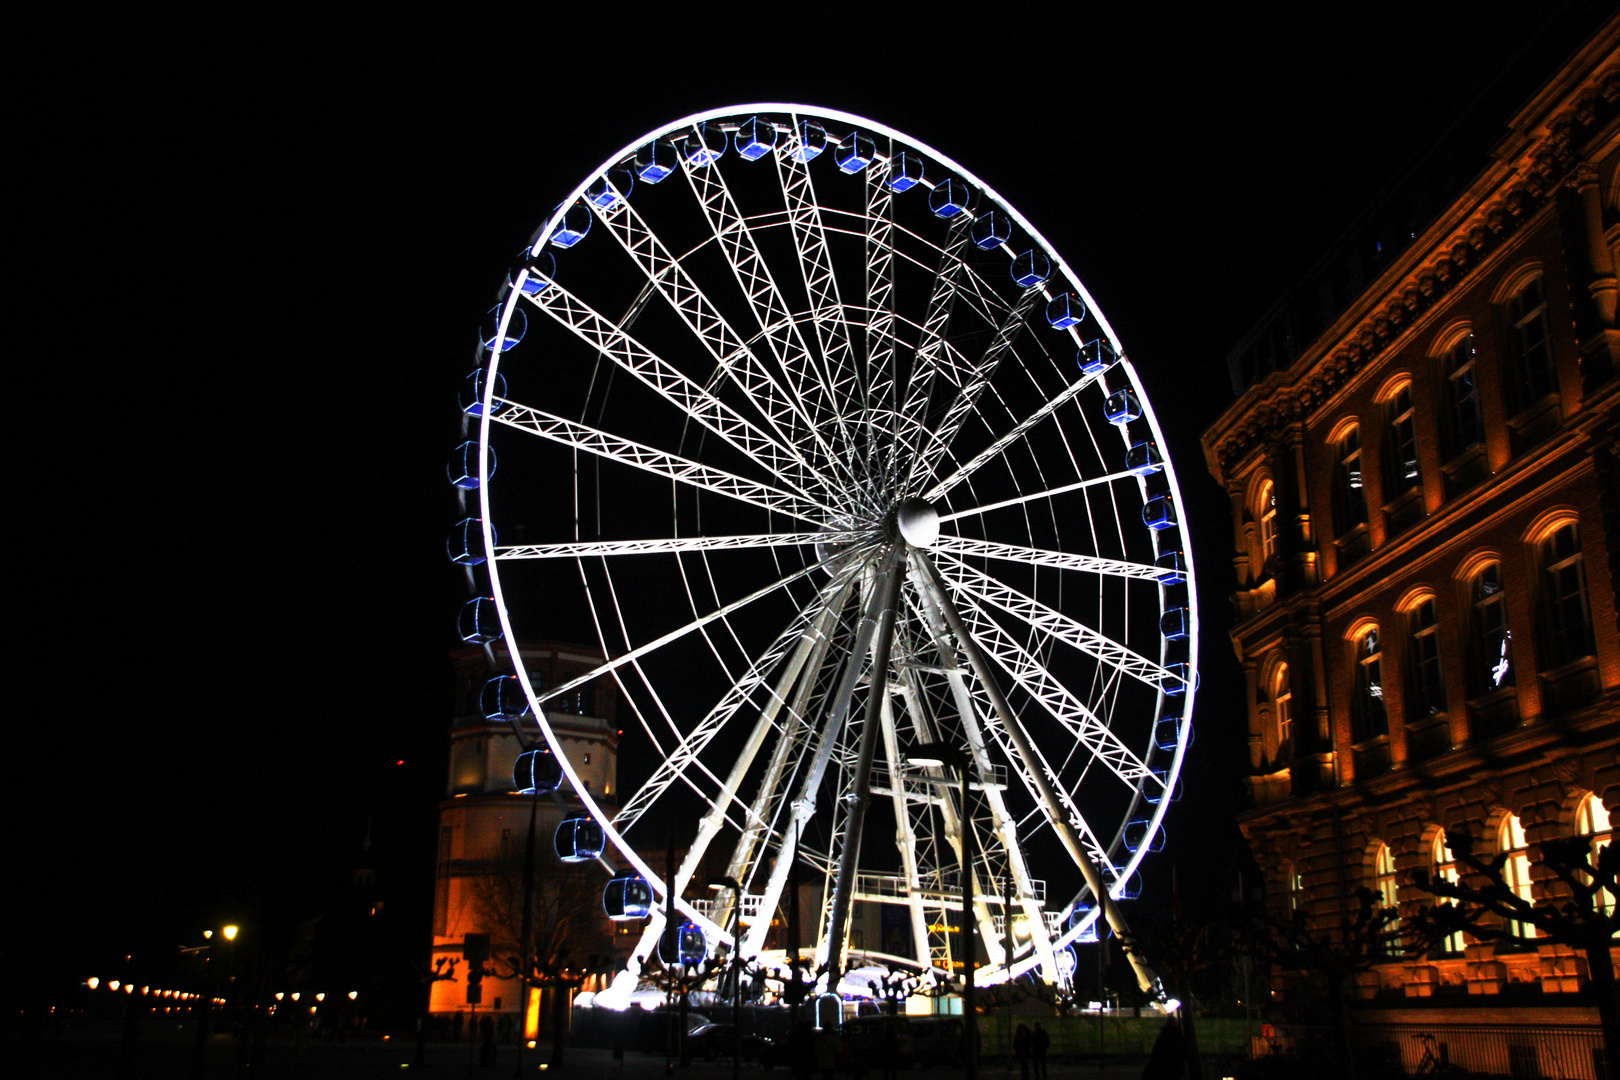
<box><xmin>906</xmin><ymin>741</ymin><xmax>977</xmax><ymax>1080</ymax></box>
<box><xmin>222</xmin><ymin>926</ymin><xmax>239</xmax><ymax>942</ymax></box>
<box><xmin>708</xmin><ymin>876</ymin><xmax>743</xmax><ymax>1080</ymax></box>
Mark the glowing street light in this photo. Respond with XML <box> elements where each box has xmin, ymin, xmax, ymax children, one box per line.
<box><xmin>222</xmin><ymin>926</ymin><xmax>239</xmax><ymax>942</ymax></box>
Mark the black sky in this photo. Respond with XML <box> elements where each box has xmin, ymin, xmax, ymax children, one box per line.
<box><xmin>18</xmin><ymin>1</ymin><xmax>1613</xmax><ymax>989</ymax></box>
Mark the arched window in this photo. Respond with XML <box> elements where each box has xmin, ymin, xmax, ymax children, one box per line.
<box><xmin>1507</xmin><ymin>274</ymin><xmax>1555</xmax><ymax>410</ymax></box>
<box><xmin>1373</xmin><ymin>842</ymin><xmax>1399</xmax><ymax>954</ymax></box>
<box><xmin>1280</xmin><ymin>860</ymin><xmax>1304</xmax><ymax>915</ymax></box>
<box><xmin>1470</xmin><ymin>562</ymin><xmax>1514</xmax><ymax>694</ymax></box>
<box><xmin>1441</xmin><ymin>333</ymin><xmax>1483</xmax><ymax>459</ymax></box>
<box><xmin>1386</xmin><ymin>383</ymin><xmax>1421</xmax><ymax>496</ymax></box>
<box><xmin>1333</xmin><ymin>426</ymin><xmax>1368</xmax><ymax>536</ymax></box>
<box><xmin>1431</xmin><ymin>832</ymin><xmax>1464</xmax><ymax>953</ymax></box>
<box><xmin>1541</xmin><ymin>522</ymin><xmax>1594</xmax><ymax>667</ymax></box>
<box><xmin>1257</xmin><ymin>479</ymin><xmax>1279</xmax><ymax>564</ymax></box>
<box><xmin>1574</xmin><ymin>794</ymin><xmax>1614</xmax><ymax>918</ymax></box>
<box><xmin>1498</xmin><ymin>813</ymin><xmax>1534</xmax><ymax>941</ymax></box>
<box><xmin>1352</xmin><ymin>626</ymin><xmax>1388</xmax><ymax>741</ymax></box>
<box><xmin>1271</xmin><ymin>662</ymin><xmax>1294</xmax><ymax>752</ymax></box>
<box><xmin>1407</xmin><ymin>598</ymin><xmax>1445</xmax><ymax>718</ymax></box>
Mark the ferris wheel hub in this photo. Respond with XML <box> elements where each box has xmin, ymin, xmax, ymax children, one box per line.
<box><xmin>894</xmin><ymin>498</ymin><xmax>940</xmax><ymax>549</ymax></box>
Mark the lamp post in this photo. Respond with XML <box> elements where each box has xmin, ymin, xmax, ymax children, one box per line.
<box><xmin>907</xmin><ymin>742</ymin><xmax>976</xmax><ymax>1080</ymax></box>
<box><xmin>708</xmin><ymin>876</ymin><xmax>742</xmax><ymax>1080</ymax></box>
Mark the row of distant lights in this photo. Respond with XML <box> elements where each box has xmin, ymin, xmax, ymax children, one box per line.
<box><xmin>83</xmin><ymin>978</ymin><xmax>358</xmax><ymax>1007</ymax></box>
<box><xmin>84</xmin><ymin>978</ymin><xmax>218</xmax><ymax>1005</ymax></box>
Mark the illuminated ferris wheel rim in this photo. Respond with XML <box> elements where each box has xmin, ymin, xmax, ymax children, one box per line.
<box><xmin>469</xmin><ymin>103</ymin><xmax>1200</xmax><ymax>984</ymax></box>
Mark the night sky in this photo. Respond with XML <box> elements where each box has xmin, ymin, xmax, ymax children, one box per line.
<box><xmin>19</xmin><ymin>1</ymin><xmax>1612</xmax><ymax>1002</ymax></box>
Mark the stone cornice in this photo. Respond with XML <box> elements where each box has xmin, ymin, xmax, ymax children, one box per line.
<box><xmin>1204</xmin><ymin>38</ymin><xmax>1620</xmax><ymax>486</ymax></box>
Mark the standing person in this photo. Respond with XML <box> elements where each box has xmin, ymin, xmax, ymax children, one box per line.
<box><xmin>1013</xmin><ymin>1022</ymin><xmax>1032</xmax><ymax>1080</ymax></box>
<box><xmin>1030</xmin><ymin>1021</ymin><xmax>1050</xmax><ymax>1080</ymax></box>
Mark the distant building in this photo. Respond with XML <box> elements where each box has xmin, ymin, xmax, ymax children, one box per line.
<box><xmin>1202</xmin><ymin>17</ymin><xmax>1617</xmax><ymax>1031</ymax></box>
<box><xmin>428</xmin><ymin>643</ymin><xmax>622</xmax><ymax>1025</ymax></box>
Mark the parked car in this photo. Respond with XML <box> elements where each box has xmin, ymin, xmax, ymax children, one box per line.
<box><xmin>687</xmin><ymin>1022</ymin><xmax>775</xmax><ymax>1062</ymax></box>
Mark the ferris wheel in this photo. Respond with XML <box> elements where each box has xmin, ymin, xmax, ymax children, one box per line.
<box><xmin>453</xmin><ymin>105</ymin><xmax>1197</xmax><ymax>998</ymax></box>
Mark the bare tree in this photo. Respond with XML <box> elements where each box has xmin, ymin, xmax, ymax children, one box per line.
<box><xmin>1408</xmin><ymin>828</ymin><xmax>1617</xmax><ymax>1068</ymax></box>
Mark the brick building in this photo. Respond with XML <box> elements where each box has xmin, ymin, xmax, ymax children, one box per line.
<box><xmin>1201</xmin><ymin>17</ymin><xmax>1618</xmax><ymax>1028</ymax></box>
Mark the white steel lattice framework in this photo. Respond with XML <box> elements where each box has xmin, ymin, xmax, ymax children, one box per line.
<box><xmin>458</xmin><ymin>105</ymin><xmax>1199</xmax><ymax>999</ymax></box>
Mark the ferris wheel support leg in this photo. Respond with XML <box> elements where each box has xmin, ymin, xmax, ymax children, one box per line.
<box><xmin>910</xmin><ymin>551</ymin><xmax>1162</xmax><ymax>1000</ymax></box>
<box><xmin>822</xmin><ymin>555</ymin><xmax>903</xmax><ymax>998</ymax></box>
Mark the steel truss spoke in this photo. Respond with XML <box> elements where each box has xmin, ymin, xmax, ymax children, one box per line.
<box><xmin>931</xmin><ymin>536</ymin><xmax>1169</xmax><ymax>581</ymax></box>
<box><xmin>907</xmin><ymin>283</ymin><xmax>1043</xmax><ymax>492</ymax></box>
<box><xmin>777</xmin><ymin>119</ymin><xmax>865</xmax><ymax>464</ymax></box>
<box><xmin>937</xmin><ymin>467</ymin><xmax>1144</xmax><ymax>524</ymax></box>
<box><xmin>889</xmin><ymin>217</ymin><xmax>972</xmax><ymax>485</ymax></box>
<box><xmin>496</xmin><ymin>530</ymin><xmax>866</xmax><ymax>562</ymax></box>
<box><xmin>677</xmin><ymin>147</ymin><xmax>861</xmax><ymax>495</ymax></box>
<box><xmin>585</xmin><ymin>179</ymin><xmax>854</xmax><ymax>492</ymax></box>
<box><xmin>616</xmin><ymin>566</ymin><xmax>860</xmax><ymax>844</ymax></box>
<box><xmin>535</xmin><ymin>558</ymin><xmax>845</xmax><ymax>716</ymax></box>
<box><xmin>923</xmin><ymin>368</ymin><xmax>1106</xmax><ymax>503</ymax></box>
<box><xmin>862</xmin><ymin>154</ymin><xmax>900</xmax><ymax>468</ymax></box>
<box><xmin>523</xmin><ymin>278</ymin><xmax>832</xmax><ymax>497</ymax></box>
<box><xmin>934</xmin><ymin>554</ymin><xmax>1177</xmax><ymax>693</ymax></box>
<box><xmin>491</xmin><ymin>397</ymin><xmax>832</xmax><ymax>524</ymax></box>
<box><xmin>925</xmin><ymin>562</ymin><xmax>1156</xmax><ymax>788</ymax></box>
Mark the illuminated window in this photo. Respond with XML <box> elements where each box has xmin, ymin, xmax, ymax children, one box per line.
<box><xmin>1282</xmin><ymin>861</ymin><xmax>1304</xmax><ymax>914</ymax></box>
<box><xmin>1574</xmin><ymin>794</ymin><xmax>1614</xmax><ymax>919</ymax></box>
<box><xmin>1333</xmin><ymin>427</ymin><xmax>1368</xmax><ymax>535</ymax></box>
<box><xmin>1432</xmin><ymin>832</ymin><xmax>1464</xmax><ymax>953</ymax></box>
<box><xmin>1498</xmin><ymin>813</ymin><xmax>1534</xmax><ymax>941</ymax></box>
<box><xmin>1470</xmin><ymin>563</ymin><xmax>1514</xmax><ymax>694</ymax></box>
<box><xmin>1408</xmin><ymin>599</ymin><xmax>1445</xmax><ymax>718</ymax></box>
<box><xmin>1441</xmin><ymin>334</ymin><xmax>1483</xmax><ymax>457</ymax></box>
<box><xmin>1272</xmin><ymin>663</ymin><xmax>1294</xmax><ymax>752</ymax></box>
<box><xmin>1353</xmin><ymin>627</ymin><xmax>1388</xmax><ymax>741</ymax></box>
<box><xmin>1386</xmin><ymin>384</ymin><xmax>1421</xmax><ymax>496</ymax></box>
<box><xmin>1373</xmin><ymin>842</ymin><xmax>1399</xmax><ymax>955</ymax></box>
<box><xmin>1258</xmin><ymin>479</ymin><xmax>1278</xmax><ymax>564</ymax></box>
<box><xmin>1541</xmin><ymin>523</ymin><xmax>1594</xmax><ymax>667</ymax></box>
<box><xmin>1507</xmin><ymin>275</ymin><xmax>1555</xmax><ymax>409</ymax></box>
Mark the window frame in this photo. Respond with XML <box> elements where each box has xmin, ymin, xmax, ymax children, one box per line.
<box><xmin>1431</xmin><ymin>831</ymin><xmax>1465</xmax><ymax>954</ymax></box>
<box><xmin>1506</xmin><ymin>274</ymin><xmax>1555</xmax><ymax>412</ymax></box>
<box><xmin>1385</xmin><ymin>383</ymin><xmax>1422</xmax><ymax>498</ymax></box>
<box><xmin>1498</xmin><ymin>813</ymin><xmax>1535</xmax><ymax>942</ymax></box>
<box><xmin>1441</xmin><ymin>332</ymin><xmax>1484</xmax><ymax>459</ymax></box>
<box><xmin>1541</xmin><ymin>522</ymin><xmax>1595</xmax><ymax>668</ymax></box>
<box><xmin>1332</xmin><ymin>425</ymin><xmax>1369</xmax><ymax>536</ymax></box>
<box><xmin>1352</xmin><ymin>626</ymin><xmax>1389</xmax><ymax>742</ymax></box>
<box><xmin>1407</xmin><ymin>597</ymin><xmax>1446</xmax><ymax>720</ymax></box>
<box><xmin>1469</xmin><ymin>561</ymin><xmax>1514</xmax><ymax>696</ymax></box>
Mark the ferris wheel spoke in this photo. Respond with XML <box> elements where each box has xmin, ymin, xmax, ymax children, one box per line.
<box><xmin>494</xmin><ymin>530</ymin><xmax>866</xmax><ymax>562</ymax></box>
<box><xmin>523</xmin><ymin>278</ymin><xmax>833</xmax><ymax>496</ymax></box>
<box><xmin>933</xmin><ymin>554</ymin><xmax>1178</xmax><ymax>692</ymax></box>
<box><xmin>863</xmin><ymin>156</ymin><xmax>900</xmax><ymax>440</ymax></box>
<box><xmin>888</xmin><ymin>219</ymin><xmax>973</xmax><ymax>486</ymax></box>
<box><xmin>612</xmin><ymin>565</ymin><xmax>859</xmax><ymax>836</ymax></box>
<box><xmin>777</xmin><ymin>121</ymin><xmax>866</xmax><ymax>460</ymax></box>
<box><xmin>536</xmin><ymin>559</ymin><xmax>840</xmax><ymax>720</ymax></box>
<box><xmin>923</xmin><ymin>367</ymin><xmax>1105</xmax><ymax>503</ymax></box>
<box><xmin>930</xmin><ymin>536</ymin><xmax>1169</xmax><ymax>582</ymax></box>
<box><xmin>908</xmin><ymin>283</ymin><xmax>1044</xmax><ymax>491</ymax></box>
<box><xmin>490</xmin><ymin>398</ymin><xmax>832</xmax><ymax>524</ymax></box>
<box><xmin>586</xmin><ymin>185</ymin><xmax>851</xmax><ymax>489</ymax></box>
<box><xmin>919</xmin><ymin>558</ymin><xmax>1155</xmax><ymax>788</ymax></box>
<box><xmin>936</xmin><ymin>467</ymin><xmax>1143</xmax><ymax>524</ymax></box>
<box><xmin>676</xmin><ymin>150</ymin><xmax>860</xmax><ymax>493</ymax></box>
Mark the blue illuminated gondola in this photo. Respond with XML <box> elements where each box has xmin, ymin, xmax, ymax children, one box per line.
<box><xmin>658</xmin><ymin>921</ymin><xmax>706</xmax><ymax>966</ymax></box>
<box><xmin>603</xmin><ymin>871</ymin><xmax>653</xmax><ymax>920</ymax></box>
<box><xmin>481</xmin><ymin>676</ymin><xmax>529</xmax><ymax>722</ymax></box>
<box><xmin>480</xmin><ymin>304</ymin><xmax>526</xmax><ymax>352</ymax></box>
<box><xmin>789</xmin><ymin>120</ymin><xmax>826</xmax><ymax>162</ymax></box>
<box><xmin>735</xmin><ymin>117</ymin><xmax>777</xmax><ymax>161</ymax></box>
<box><xmin>551</xmin><ymin>203</ymin><xmax>591</xmax><ymax>248</ymax></box>
<box><xmin>458</xmin><ymin>597</ymin><xmax>502</xmax><ymax>644</ymax></box>
<box><xmin>513</xmin><ymin>746</ymin><xmax>563</xmax><ymax>795</ymax></box>
<box><xmin>518</xmin><ymin>250</ymin><xmax>554</xmax><ymax>296</ymax></box>
<box><xmin>636</xmin><ymin>140</ymin><xmax>677</xmax><ymax>183</ymax></box>
<box><xmin>586</xmin><ymin>168</ymin><xmax>634</xmax><ymax>209</ymax></box>
<box><xmin>972</xmin><ymin>212</ymin><xmax>1010</xmax><ymax>249</ymax></box>
<box><xmin>1103</xmin><ymin>389</ymin><xmax>1141</xmax><ymax>425</ymax></box>
<box><xmin>1010</xmin><ymin>250</ymin><xmax>1050</xmax><ymax>287</ymax></box>
<box><xmin>1155</xmin><ymin>550</ymin><xmax>1187</xmax><ymax>585</ymax></box>
<box><xmin>448</xmin><ymin>518</ymin><xmax>492</xmax><ymax>566</ymax></box>
<box><xmin>929</xmin><ymin>179</ymin><xmax>972</xmax><ymax>218</ymax></box>
<box><xmin>1046</xmin><ymin>292</ymin><xmax>1086</xmax><ymax>329</ymax></box>
<box><xmin>834</xmin><ymin>131</ymin><xmax>874</xmax><ymax>174</ymax></box>
<box><xmin>447</xmin><ymin>442</ymin><xmax>494</xmax><ymax>490</ymax></box>
<box><xmin>1159</xmin><ymin>607</ymin><xmax>1190</xmax><ymax>640</ymax></box>
<box><xmin>1078</xmin><ymin>339</ymin><xmax>1117</xmax><ymax>374</ymax></box>
<box><xmin>555</xmin><ymin>814</ymin><xmax>605</xmax><ymax>862</ymax></box>
<box><xmin>460</xmin><ymin>368</ymin><xmax>505</xmax><ymax>416</ymax></box>
<box><xmin>1126</xmin><ymin>442</ymin><xmax>1162</xmax><ymax>475</ymax></box>
<box><xmin>683</xmin><ymin>123</ymin><xmax>727</xmax><ymax>166</ymax></box>
<box><xmin>889</xmin><ymin>152</ymin><xmax>925</xmax><ymax>191</ymax></box>
<box><xmin>1124</xmin><ymin>819</ymin><xmax>1165</xmax><ymax>853</ymax></box>
<box><xmin>1142</xmin><ymin>496</ymin><xmax>1176</xmax><ymax>530</ymax></box>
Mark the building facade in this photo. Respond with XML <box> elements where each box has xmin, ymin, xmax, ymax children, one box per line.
<box><xmin>1202</xmin><ymin>20</ymin><xmax>1618</xmax><ymax>1024</ymax></box>
<box><xmin>428</xmin><ymin>643</ymin><xmax>622</xmax><ymax>1024</ymax></box>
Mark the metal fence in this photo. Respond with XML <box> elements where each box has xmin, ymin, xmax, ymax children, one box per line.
<box><xmin>1253</xmin><ymin>1022</ymin><xmax>1608</xmax><ymax>1080</ymax></box>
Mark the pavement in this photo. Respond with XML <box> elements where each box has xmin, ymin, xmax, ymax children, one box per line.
<box><xmin>7</xmin><ymin>1030</ymin><xmax>1159</xmax><ymax>1080</ymax></box>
